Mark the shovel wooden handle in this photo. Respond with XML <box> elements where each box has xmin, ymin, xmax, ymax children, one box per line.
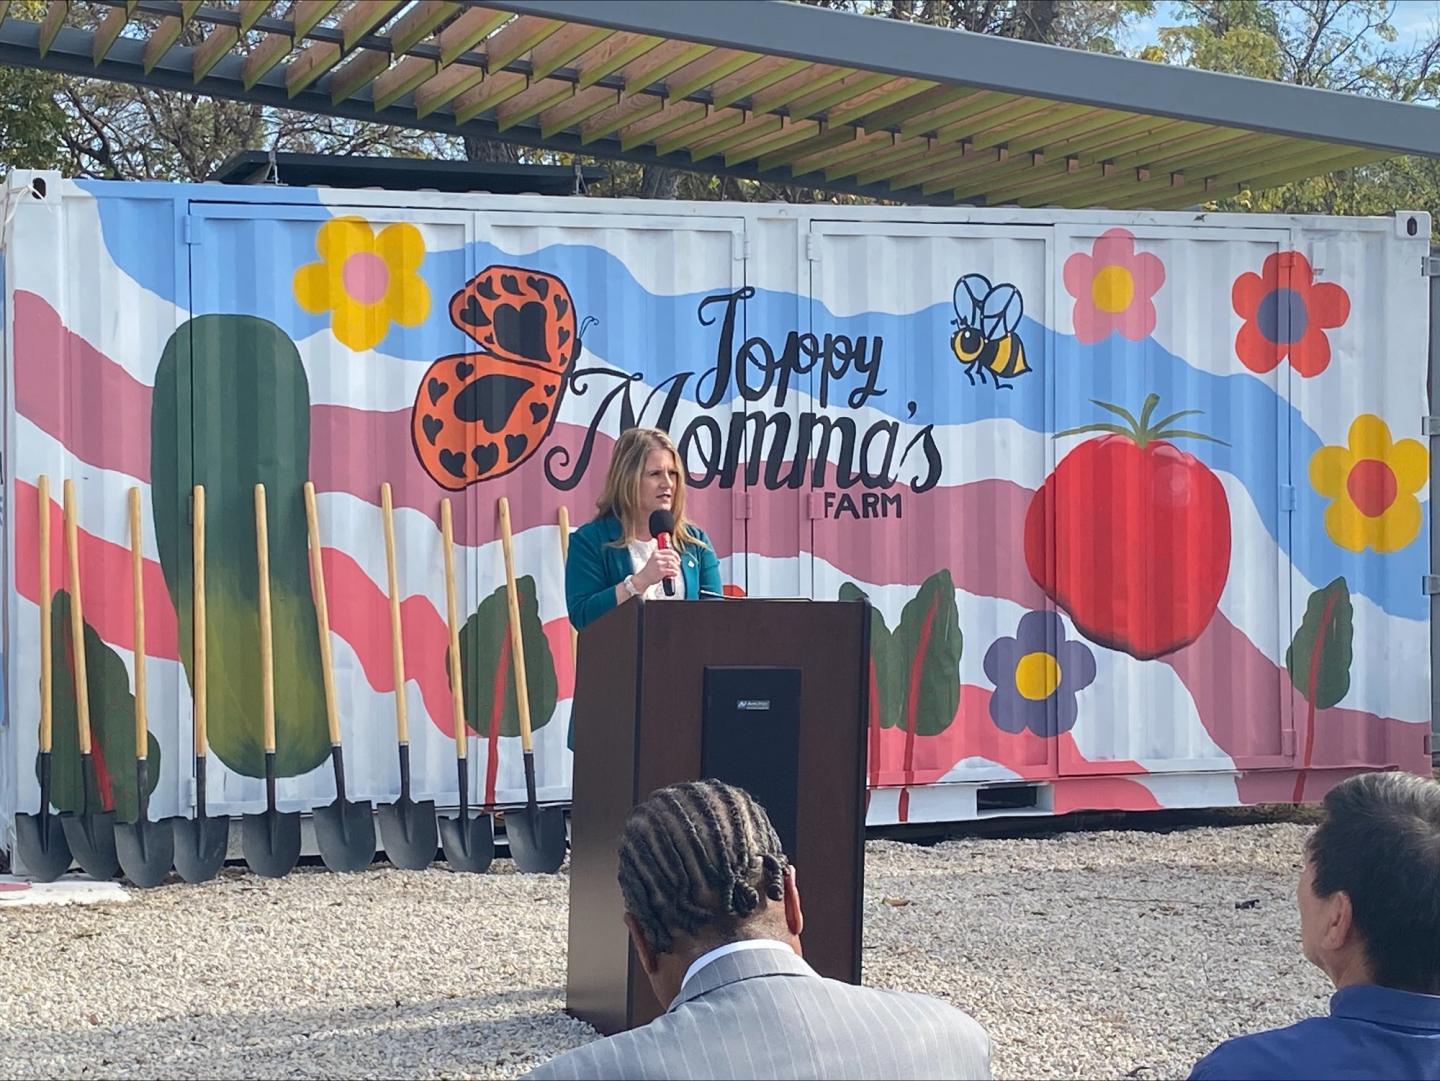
<box><xmin>37</xmin><ymin>475</ymin><xmax>52</xmax><ymax>755</ymax></box>
<box><xmin>129</xmin><ymin>487</ymin><xmax>148</xmax><ymax>759</ymax></box>
<box><xmin>381</xmin><ymin>483</ymin><xmax>408</xmax><ymax>745</ymax></box>
<box><xmin>497</xmin><ymin>497</ymin><xmax>535</xmax><ymax>754</ymax></box>
<box><xmin>303</xmin><ymin>481</ymin><xmax>342</xmax><ymax>747</ymax></box>
<box><xmin>193</xmin><ymin>484</ymin><xmax>207</xmax><ymax>756</ymax></box>
<box><xmin>63</xmin><ymin>479</ymin><xmax>92</xmax><ymax>755</ymax></box>
<box><xmin>254</xmin><ymin>483</ymin><xmax>276</xmax><ymax>755</ymax></box>
<box><xmin>558</xmin><ymin>504</ymin><xmax>576</xmax><ymax>669</ymax></box>
<box><xmin>440</xmin><ymin>497</ymin><xmax>467</xmax><ymax>759</ymax></box>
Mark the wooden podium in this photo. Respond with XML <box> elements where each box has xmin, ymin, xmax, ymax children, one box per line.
<box><xmin>564</xmin><ymin>596</ymin><xmax>871</xmax><ymax>1035</ymax></box>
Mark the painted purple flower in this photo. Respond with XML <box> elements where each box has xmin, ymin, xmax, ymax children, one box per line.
<box><xmin>983</xmin><ymin>610</ymin><xmax>1097</xmax><ymax>736</ymax></box>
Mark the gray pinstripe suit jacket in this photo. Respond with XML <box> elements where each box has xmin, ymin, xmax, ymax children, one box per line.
<box><xmin>522</xmin><ymin>946</ymin><xmax>992</xmax><ymax>1080</ymax></box>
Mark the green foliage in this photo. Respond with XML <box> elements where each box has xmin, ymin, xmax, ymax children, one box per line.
<box><xmin>840</xmin><ymin>582</ymin><xmax>905</xmax><ymax>729</ymax></box>
<box><xmin>451</xmin><ymin>576</ymin><xmax>558</xmax><ymax>739</ymax></box>
<box><xmin>150</xmin><ymin>315</ymin><xmax>331</xmax><ymax>779</ymax></box>
<box><xmin>41</xmin><ymin>590</ymin><xmax>161</xmax><ymax>821</ymax></box>
<box><xmin>1286</xmin><ymin>577</ymin><xmax>1355</xmax><ymax>709</ymax></box>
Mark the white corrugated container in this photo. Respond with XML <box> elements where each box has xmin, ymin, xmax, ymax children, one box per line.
<box><xmin>0</xmin><ymin>169</ymin><xmax>1431</xmax><ymax>871</ymax></box>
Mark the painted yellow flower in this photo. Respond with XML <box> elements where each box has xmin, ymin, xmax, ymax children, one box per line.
<box><xmin>293</xmin><ymin>216</ymin><xmax>429</xmax><ymax>350</ymax></box>
<box><xmin>1310</xmin><ymin>414</ymin><xmax>1428</xmax><ymax>553</ymax></box>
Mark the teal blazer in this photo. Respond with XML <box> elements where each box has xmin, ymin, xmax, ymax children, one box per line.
<box><xmin>565</xmin><ymin>512</ymin><xmax>723</xmax><ymax>631</ymax></box>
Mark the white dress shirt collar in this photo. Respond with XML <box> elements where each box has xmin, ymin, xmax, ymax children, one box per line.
<box><xmin>680</xmin><ymin>938</ymin><xmax>801</xmax><ymax>991</ymax></box>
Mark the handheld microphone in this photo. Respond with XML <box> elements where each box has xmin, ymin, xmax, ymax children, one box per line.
<box><xmin>648</xmin><ymin>509</ymin><xmax>677</xmax><ymax>597</ymax></box>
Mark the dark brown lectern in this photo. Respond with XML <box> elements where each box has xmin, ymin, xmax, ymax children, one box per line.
<box><xmin>564</xmin><ymin>597</ymin><xmax>871</xmax><ymax>1035</ymax></box>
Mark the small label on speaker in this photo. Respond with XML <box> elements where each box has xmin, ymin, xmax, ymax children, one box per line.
<box><xmin>736</xmin><ymin>699</ymin><xmax>771</xmax><ymax>711</ymax></box>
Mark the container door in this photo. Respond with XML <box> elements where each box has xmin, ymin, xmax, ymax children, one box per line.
<box><xmin>806</xmin><ymin>219</ymin><xmax>1056</xmax><ymax>822</ymax></box>
<box><xmin>1049</xmin><ymin>223</ymin><xmax>1295</xmax><ymax>778</ymax></box>
<box><xmin>185</xmin><ymin>201</ymin><xmax>474</xmax><ymax>816</ymax></box>
<box><xmin>457</xmin><ymin>211</ymin><xmax>748</xmax><ymax>809</ymax></box>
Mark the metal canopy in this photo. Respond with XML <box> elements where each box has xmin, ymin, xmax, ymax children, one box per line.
<box><xmin>4</xmin><ymin>0</ymin><xmax>1440</xmax><ymax>208</ymax></box>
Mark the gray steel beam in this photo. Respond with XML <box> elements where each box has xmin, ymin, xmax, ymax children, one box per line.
<box><xmin>0</xmin><ymin>20</ymin><xmax>962</xmax><ymax>205</ymax></box>
<box><xmin>477</xmin><ymin>0</ymin><xmax>1440</xmax><ymax>159</ymax></box>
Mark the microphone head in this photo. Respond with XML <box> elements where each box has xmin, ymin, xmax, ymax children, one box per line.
<box><xmin>648</xmin><ymin>509</ymin><xmax>676</xmax><ymax>537</ymax></box>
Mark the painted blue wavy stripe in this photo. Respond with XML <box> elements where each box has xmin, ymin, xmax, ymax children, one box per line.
<box><xmin>82</xmin><ymin>190</ymin><xmax>1428</xmax><ymax>621</ymax></box>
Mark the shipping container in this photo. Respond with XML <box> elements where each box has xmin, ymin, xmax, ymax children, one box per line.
<box><xmin>1</xmin><ymin>170</ymin><xmax>1432</xmax><ymax>872</ymax></box>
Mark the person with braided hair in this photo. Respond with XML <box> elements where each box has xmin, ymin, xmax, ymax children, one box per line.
<box><xmin>523</xmin><ymin>779</ymin><xmax>992</xmax><ymax>1080</ymax></box>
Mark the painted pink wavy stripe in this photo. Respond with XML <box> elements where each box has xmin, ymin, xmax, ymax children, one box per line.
<box><xmin>318</xmin><ymin>547</ymin><xmax>577</xmax><ymax>740</ymax></box>
<box><xmin>15</xmin><ymin>291</ymin><xmax>153</xmax><ymax>483</ymax></box>
<box><xmin>15</xmin><ymin>479</ymin><xmax>177</xmax><ymax>660</ymax></box>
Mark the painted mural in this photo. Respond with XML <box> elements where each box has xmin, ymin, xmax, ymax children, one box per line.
<box><xmin>1</xmin><ymin>176</ymin><xmax>1431</xmax><ymax>839</ymax></box>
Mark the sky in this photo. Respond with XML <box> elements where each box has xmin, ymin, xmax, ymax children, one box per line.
<box><xmin>1121</xmin><ymin>0</ymin><xmax>1440</xmax><ymax>53</ymax></box>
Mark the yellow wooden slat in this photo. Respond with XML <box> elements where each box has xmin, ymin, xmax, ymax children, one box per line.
<box><xmin>539</xmin><ymin>87</ymin><xmax>622</xmax><ymax>139</ymax></box>
<box><xmin>286</xmin><ymin>0</ymin><xmax>406</xmax><ymax>97</ymax></box>
<box><xmin>623</xmin><ymin>40</ymin><xmax>712</xmax><ymax>94</ymax></box>
<box><xmin>481</xmin><ymin>13</ymin><xmax>563</xmax><ymax>72</ymax></box>
<box><xmin>37</xmin><ymin>1</ymin><xmax>66</xmax><ymax>58</ymax></box>
<box><xmin>526</xmin><ymin>23</ymin><xmax>611</xmax><ymax>81</ymax></box>
<box><xmin>453</xmin><ymin>70</ymin><xmax>529</xmax><ymax>124</ymax></box>
<box><xmin>580</xmin><ymin>96</ymin><xmax>662</xmax><ymax>145</ymax></box>
<box><xmin>93</xmin><ymin>4</ymin><xmax>132</xmax><ymax>64</ymax></box>
<box><xmin>242</xmin><ymin>31</ymin><xmax>293</xmax><ymax>89</ymax></box>
<box><xmin>655</xmin><ymin>109</ymin><xmax>743</xmax><ymax>156</ymax></box>
<box><xmin>662</xmin><ymin>51</ymin><xmax>763</xmax><ymax>104</ymax></box>
<box><xmin>386</xmin><ymin>0</ymin><xmax>455</xmax><ymax>56</ymax></box>
<box><xmin>497</xmin><ymin>81</ymin><xmax>575</xmax><ymax>133</ymax></box>
<box><xmin>414</xmin><ymin>63</ymin><xmax>486</xmax><ymax>117</ymax></box>
<box><xmin>618</xmin><ymin>100</ymin><xmax>709</xmax><ymax>151</ymax></box>
<box><xmin>371</xmin><ymin>54</ymin><xmax>439</xmax><ymax>110</ymax></box>
<box><xmin>437</xmin><ymin>6</ymin><xmax>510</xmax><ymax>65</ymax></box>
<box><xmin>572</xmin><ymin>32</ymin><xmax>664</xmax><ymax>91</ymax></box>
<box><xmin>291</xmin><ymin>0</ymin><xmax>342</xmax><ymax>41</ymax></box>
<box><xmin>328</xmin><ymin>48</ymin><xmax>390</xmax><ymax>103</ymax></box>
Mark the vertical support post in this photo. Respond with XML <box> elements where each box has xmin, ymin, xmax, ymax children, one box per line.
<box><xmin>1429</xmin><ymin>246</ymin><xmax>1440</xmax><ymax>766</ymax></box>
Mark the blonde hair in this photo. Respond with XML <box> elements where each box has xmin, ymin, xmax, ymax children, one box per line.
<box><xmin>596</xmin><ymin>427</ymin><xmax>702</xmax><ymax>551</ymax></box>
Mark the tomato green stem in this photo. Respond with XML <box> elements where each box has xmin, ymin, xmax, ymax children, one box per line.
<box><xmin>1055</xmin><ymin>392</ymin><xmax>1231</xmax><ymax>449</ymax></box>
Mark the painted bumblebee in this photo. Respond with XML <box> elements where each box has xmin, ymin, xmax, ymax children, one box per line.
<box><xmin>950</xmin><ymin>273</ymin><xmax>1030</xmax><ymax>390</ymax></box>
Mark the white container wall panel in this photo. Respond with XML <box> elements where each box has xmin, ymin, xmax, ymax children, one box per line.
<box><xmin>0</xmin><ymin>175</ymin><xmax>1430</xmax><ymax>848</ymax></box>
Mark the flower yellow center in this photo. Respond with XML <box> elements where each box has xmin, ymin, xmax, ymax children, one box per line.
<box><xmin>1014</xmin><ymin>651</ymin><xmax>1061</xmax><ymax>701</ymax></box>
<box><xmin>1091</xmin><ymin>265</ymin><xmax>1135</xmax><ymax>314</ymax></box>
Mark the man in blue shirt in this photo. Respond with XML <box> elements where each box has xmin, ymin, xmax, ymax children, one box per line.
<box><xmin>1190</xmin><ymin>770</ymin><xmax>1440</xmax><ymax>1080</ymax></box>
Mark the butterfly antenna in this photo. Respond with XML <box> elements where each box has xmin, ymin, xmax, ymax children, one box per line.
<box><xmin>577</xmin><ymin>314</ymin><xmax>599</xmax><ymax>346</ymax></box>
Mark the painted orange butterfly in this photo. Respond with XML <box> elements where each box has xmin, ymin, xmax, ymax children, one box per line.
<box><xmin>412</xmin><ymin>265</ymin><xmax>595</xmax><ymax>490</ymax></box>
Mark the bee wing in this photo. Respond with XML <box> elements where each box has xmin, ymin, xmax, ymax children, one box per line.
<box><xmin>953</xmin><ymin>273</ymin><xmax>992</xmax><ymax>323</ymax></box>
<box><xmin>980</xmin><ymin>282</ymin><xmax>1024</xmax><ymax>338</ymax></box>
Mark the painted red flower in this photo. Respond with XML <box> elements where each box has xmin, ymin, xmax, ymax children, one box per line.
<box><xmin>1231</xmin><ymin>251</ymin><xmax>1349</xmax><ymax>378</ymax></box>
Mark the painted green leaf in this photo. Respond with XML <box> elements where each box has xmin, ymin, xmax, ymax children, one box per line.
<box><xmin>893</xmin><ymin>569</ymin><xmax>963</xmax><ymax>737</ymax></box>
<box><xmin>451</xmin><ymin>575</ymin><xmax>557</xmax><ymax>739</ymax></box>
<box><xmin>1286</xmin><ymin>576</ymin><xmax>1354</xmax><ymax>709</ymax></box>
<box><xmin>150</xmin><ymin>315</ymin><xmax>329</xmax><ymax>779</ymax></box>
<box><xmin>840</xmin><ymin>581</ymin><xmax>903</xmax><ymax>730</ymax></box>
<box><xmin>40</xmin><ymin>590</ymin><xmax>160</xmax><ymax>821</ymax></box>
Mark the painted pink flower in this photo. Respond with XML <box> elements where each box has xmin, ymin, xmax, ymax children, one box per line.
<box><xmin>1063</xmin><ymin>227</ymin><xmax>1166</xmax><ymax>345</ymax></box>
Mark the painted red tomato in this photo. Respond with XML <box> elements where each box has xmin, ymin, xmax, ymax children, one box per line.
<box><xmin>1023</xmin><ymin>394</ymin><xmax>1231</xmax><ymax>660</ymax></box>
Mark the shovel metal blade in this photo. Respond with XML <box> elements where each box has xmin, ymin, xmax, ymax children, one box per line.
<box><xmin>241</xmin><ymin>809</ymin><xmax>301</xmax><ymax>878</ymax></box>
<box><xmin>115</xmin><ymin>816</ymin><xmax>176</xmax><ymax>889</ymax></box>
<box><xmin>505</xmin><ymin>804</ymin><xmax>567</xmax><ymax>874</ymax></box>
<box><xmin>172</xmin><ymin>815</ymin><xmax>230</xmax><ymax>883</ymax></box>
<box><xmin>314</xmin><ymin>797</ymin><xmax>376</xmax><ymax>874</ymax></box>
<box><xmin>438</xmin><ymin>810</ymin><xmax>495</xmax><ymax>873</ymax></box>
<box><xmin>14</xmin><ymin>811</ymin><xmax>72</xmax><ymax>881</ymax></box>
<box><xmin>377</xmin><ymin>797</ymin><xmax>438</xmax><ymax>871</ymax></box>
<box><xmin>59</xmin><ymin>755</ymin><xmax>118</xmax><ymax>880</ymax></box>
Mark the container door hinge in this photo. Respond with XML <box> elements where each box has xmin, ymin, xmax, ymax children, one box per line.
<box><xmin>1423</xmin><ymin>254</ymin><xmax>1440</xmax><ymax>276</ymax></box>
<box><xmin>1278</xmin><ymin>484</ymin><xmax>1296</xmax><ymax>510</ymax></box>
<box><xmin>182</xmin><ymin>215</ymin><xmax>199</xmax><ymax>245</ymax></box>
<box><xmin>733</xmin><ymin>232</ymin><xmax>750</xmax><ymax>261</ymax></box>
<box><xmin>806</xmin><ymin>234</ymin><xmax>821</xmax><ymax>262</ymax></box>
<box><xmin>732</xmin><ymin>491</ymin><xmax>753</xmax><ymax>520</ymax></box>
<box><xmin>1424</xmin><ymin>416</ymin><xmax>1440</xmax><ymax>437</ymax></box>
<box><xmin>1424</xmin><ymin>574</ymin><xmax>1440</xmax><ymax>595</ymax></box>
<box><xmin>1280</xmin><ymin>730</ymin><xmax>1296</xmax><ymax>756</ymax></box>
<box><xmin>806</xmin><ymin>492</ymin><xmax>825</xmax><ymax>519</ymax></box>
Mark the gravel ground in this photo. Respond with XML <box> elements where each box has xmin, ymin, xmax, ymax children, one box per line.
<box><xmin>2</xmin><ymin>821</ymin><xmax>1330</xmax><ymax>1080</ymax></box>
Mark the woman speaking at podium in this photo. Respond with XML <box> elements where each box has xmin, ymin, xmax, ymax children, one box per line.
<box><xmin>565</xmin><ymin>427</ymin><xmax>722</xmax><ymax>631</ymax></box>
